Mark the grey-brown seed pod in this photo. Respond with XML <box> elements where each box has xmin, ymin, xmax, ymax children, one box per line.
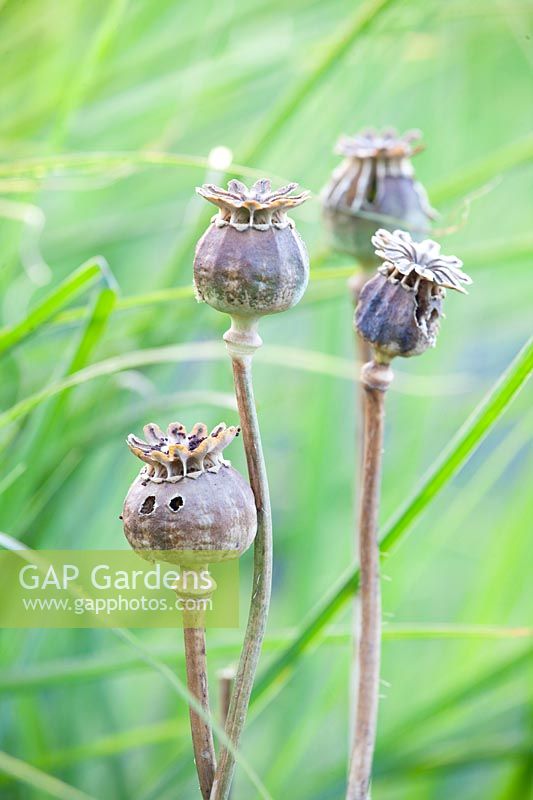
<box><xmin>355</xmin><ymin>228</ymin><xmax>472</xmax><ymax>361</ymax></box>
<box><xmin>122</xmin><ymin>421</ymin><xmax>257</xmax><ymax>565</ymax></box>
<box><xmin>321</xmin><ymin>128</ymin><xmax>435</xmax><ymax>267</ymax></box>
<box><xmin>193</xmin><ymin>178</ymin><xmax>310</xmax><ymax>318</ymax></box>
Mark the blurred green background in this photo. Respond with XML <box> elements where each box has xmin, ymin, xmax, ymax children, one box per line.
<box><xmin>0</xmin><ymin>0</ymin><xmax>532</xmax><ymax>798</ymax></box>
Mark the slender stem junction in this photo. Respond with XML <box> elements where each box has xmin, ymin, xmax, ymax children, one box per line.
<box><xmin>177</xmin><ymin>570</ymin><xmax>217</xmax><ymax>800</ymax></box>
<box><xmin>347</xmin><ymin>359</ymin><xmax>393</xmax><ymax>800</ymax></box>
<box><xmin>210</xmin><ymin>316</ymin><xmax>273</xmax><ymax>800</ymax></box>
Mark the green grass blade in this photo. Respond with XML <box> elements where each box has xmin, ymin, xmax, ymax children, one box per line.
<box><xmin>0</xmin><ymin>750</ymin><xmax>96</xmax><ymax>800</ymax></box>
<box><xmin>431</xmin><ymin>132</ymin><xmax>533</xmax><ymax>205</ymax></box>
<box><xmin>0</xmin><ymin>151</ymin><xmax>283</xmax><ymax>184</ymax></box>
<box><xmin>0</xmin><ymin>340</ymin><xmax>475</xmax><ymax>433</ymax></box>
<box><xmin>495</xmin><ymin>758</ymin><xmax>533</xmax><ymax>800</ymax></box>
<box><xmin>51</xmin><ymin>0</ymin><xmax>130</xmax><ymax>147</ymax></box>
<box><xmin>381</xmin><ymin>624</ymin><xmax>533</xmax><ymax>640</ymax></box>
<box><xmin>380</xmin><ymin>336</ymin><xmax>532</xmax><ymax>554</ymax></box>
<box><xmin>0</xmin><ymin>258</ymin><xmax>107</xmax><ymax>355</ymax></box>
<box><xmin>241</xmin><ymin>0</ymin><xmax>397</xmax><ymax>162</ymax></box>
<box><xmin>378</xmin><ymin>643</ymin><xmax>533</xmax><ymax>753</ymax></box>
<box><xmin>29</xmin><ymin>719</ymin><xmax>187</xmax><ymax>771</ymax></box>
<box><xmin>0</xmin><ymin>625</ymin><xmax>530</xmax><ymax>694</ymax></box>
<box><xmin>66</xmin><ymin>286</ymin><xmax>117</xmax><ymax>374</ymax></box>
<box><xmin>251</xmin><ymin>567</ymin><xmax>359</xmax><ymax>707</ymax></box>
<box><xmin>0</xmin><ymin>531</ymin><xmax>28</xmax><ymax>550</ymax></box>
<box><xmin>138</xmin><ymin>756</ymin><xmax>192</xmax><ymax>800</ymax></box>
<box><xmin>376</xmin><ymin>739</ymin><xmax>532</xmax><ymax>778</ymax></box>
<box><xmin>251</xmin><ymin>336</ymin><xmax>533</xmax><ymax>704</ymax></box>
<box><xmin>460</xmin><ymin>235</ymin><xmax>533</xmax><ymax>268</ymax></box>
<box><xmin>2</xmin><ymin>281</ymin><xmax>118</xmax><ymax>537</ymax></box>
<box><xmin>14</xmin><ymin>452</ymin><xmax>81</xmax><ymax>537</ymax></box>
<box><xmin>0</xmin><ymin>344</ymin><xmax>223</xmax><ymax>431</ymax></box>
<box><xmin>0</xmin><ymin>463</ymin><xmax>26</xmax><ymax>497</ymax></box>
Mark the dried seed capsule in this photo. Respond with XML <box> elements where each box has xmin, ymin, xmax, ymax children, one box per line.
<box><xmin>321</xmin><ymin>128</ymin><xmax>435</xmax><ymax>266</ymax></box>
<box><xmin>355</xmin><ymin>228</ymin><xmax>472</xmax><ymax>360</ymax></box>
<box><xmin>123</xmin><ymin>421</ymin><xmax>256</xmax><ymax>565</ymax></box>
<box><xmin>193</xmin><ymin>178</ymin><xmax>310</xmax><ymax>319</ymax></box>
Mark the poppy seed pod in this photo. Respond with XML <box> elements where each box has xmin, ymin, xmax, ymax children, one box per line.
<box><xmin>321</xmin><ymin>128</ymin><xmax>435</xmax><ymax>266</ymax></box>
<box><xmin>355</xmin><ymin>228</ymin><xmax>472</xmax><ymax>361</ymax></box>
<box><xmin>123</xmin><ymin>421</ymin><xmax>257</xmax><ymax>565</ymax></box>
<box><xmin>193</xmin><ymin>178</ymin><xmax>310</xmax><ymax>320</ymax></box>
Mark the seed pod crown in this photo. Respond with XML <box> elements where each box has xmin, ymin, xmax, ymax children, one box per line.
<box><xmin>373</xmin><ymin>228</ymin><xmax>472</xmax><ymax>294</ymax></box>
<box><xmin>335</xmin><ymin>128</ymin><xmax>424</xmax><ymax>161</ymax></box>
<box><xmin>355</xmin><ymin>229</ymin><xmax>472</xmax><ymax>360</ymax></box>
<box><xmin>197</xmin><ymin>178</ymin><xmax>309</xmax><ymax>231</ymax></box>
<box><xmin>127</xmin><ymin>421</ymin><xmax>240</xmax><ymax>482</ymax></box>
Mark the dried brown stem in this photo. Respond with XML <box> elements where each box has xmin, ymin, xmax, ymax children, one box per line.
<box><xmin>217</xmin><ymin>666</ymin><xmax>237</xmax><ymax>800</ymax></box>
<box><xmin>210</xmin><ymin>319</ymin><xmax>273</xmax><ymax>800</ymax></box>
<box><xmin>348</xmin><ymin>268</ymin><xmax>373</xmax><ymax>751</ymax></box>
<box><xmin>347</xmin><ymin>359</ymin><xmax>393</xmax><ymax>800</ymax></box>
<box><xmin>183</xmin><ymin>617</ymin><xmax>217</xmax><ymax>800</ymax></box>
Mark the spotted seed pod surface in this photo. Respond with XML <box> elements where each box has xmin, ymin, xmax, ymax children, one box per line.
<box><xmin>355</xmin><ymin>273</ymin><xmax>443</xmax><ymax>358</ymax></box>
<box><xmin>194</xmin><ymin>223</ymin><xmax>309</xmax><ymax>317</ymax></box>
<box><xmin>194</xmin><ymin>179</ymin><xmax>310</xmax><ymax>317</ymax></box>
<box><xmin>123</xmin><ymin>468</ymin><xmax>256</xmax><ymax>565</ymax></box>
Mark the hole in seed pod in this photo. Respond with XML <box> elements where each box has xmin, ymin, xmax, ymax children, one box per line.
<box><xmin>169</xmin><ymin>496</ymin><xmax>184</xmax><ymax>512</ymax></box>
<box><xmin>139</xmin><ymin>496</ymin><xmax>156</xmax><ymax>515</ymax></box>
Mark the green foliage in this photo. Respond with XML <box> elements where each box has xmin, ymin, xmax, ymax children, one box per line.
<box><xmin>0</xmin><ymin>750</ymin><xmax>96</xmax><ymax>800</ymax></box>
<box><xmin>0</xmin><ymin>1</ymin><xmax>531</xmax><ymax>798</ymax></box>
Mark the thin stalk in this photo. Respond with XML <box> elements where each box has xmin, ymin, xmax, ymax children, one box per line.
<box><xmin>347</xmin><ymin>359</ymin><xmax>393</xmax><ymax>800</ymax></box>
<box><xmin>210</xmin><ymin>319</ymin><xmax>273</xmax><ymax>800</ymax></box>
<box><xmin>347</xmin><ymin>267</ymin><xmax>372</xmax><ymax>752</ymax></box>
<box><xmin>182</xmin><ymin>619</ymin><xmax>217</xmax><ymax>800</ymax></box>
<box><xmin>218</xmin><ymin>666</ymin><xmax>237</xmax><ymax>800</ymax></box>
